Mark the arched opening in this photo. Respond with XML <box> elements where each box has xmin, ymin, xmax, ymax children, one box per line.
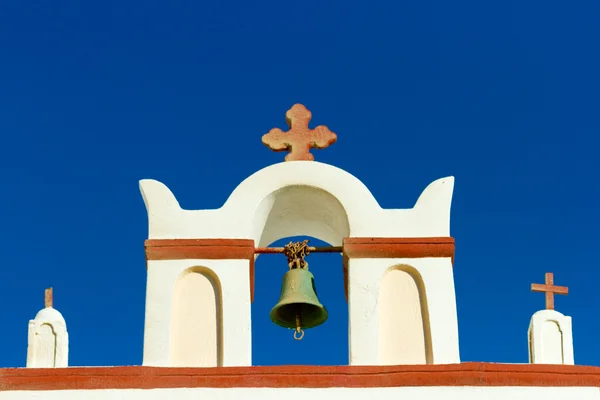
<box><xmin>37</xmin><ymin>323</ymin><xmax>57</xmax><ymax>367</ymax></box>
<box><xmin>170</xmin><ymin>266</ymin><xmax>223</xmax><ymax>367</ymax></box>
<box><xmin>251</xmin><ymin>185</ymin><xmax>350</xmax><ymax>247</ymax></box>
<box><xmin>252</xmin><ymin>235</ymin><xmax>348</xmax><ymax>366</ymax></box>
<box><xmin>249</xmin><ymin>183</ymin><xmax>350</xmax><ymax>366</ymax></box>
<box><xmin>541</xmin><ymin>320</ymin><xmax>564</xmax><ymax>364</ymax></box>
<box><xmin>378</xmin><ymin>265</ymin><xmax>432</xmax><ymax>365</ymax></box>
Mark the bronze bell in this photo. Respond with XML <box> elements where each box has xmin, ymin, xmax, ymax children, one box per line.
<box><xmin>270</xmin><ymin>267</ymin><xmax>328</xmax><ymax>339</ymax></box>
<box><xmin>269</xmin><ymin>241</ymin><xmax>328</xmax><ymax>340</ymax></box>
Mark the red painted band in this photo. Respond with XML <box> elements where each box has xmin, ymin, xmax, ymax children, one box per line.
<box><xmin>1</xmin><ymin>363</ymin><xmax>600</xmax><ymax>391</ymax></box>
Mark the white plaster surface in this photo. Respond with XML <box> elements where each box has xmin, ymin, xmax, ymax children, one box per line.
<box><xmin>140</xmin><ymin>161</ymin><xmax>454</xmax><ymax>244</ymax></box>
<box><xmin>529</xmin><ymin>309</ymin><xmax>574</xmax><ymax>365</ymax></box>
<box><xmin>348</xmin><ymin>258</ymin><xmax>459</xmax><ymax>365</ymax></box>
<box><xmin>170</xmin><ymin>268</ymin><xmax>221</xmax><ymax>367</ymax></box>
<box><xmin>26</xmin><ymin>307</ymin><xmax>68</xmax><ymax>368</ymax></box>
<box><xmin>140</xmin><ymin>161</ymin><xmax>456</xmax><ymax>367</ymax></box>
<box><xmin>2</xmin><ymin>386</ymin><xmax>599</xmax><ymax>400</ymax></box>
<box><xmin>143</xmin><ymin>259</ymin><xmax>251</xmax><ymax>367</ymax></box>
<box><xmin>379</xmin><ymin>268</ymin><xmax>428</xmax><ymax>364</ymax></box>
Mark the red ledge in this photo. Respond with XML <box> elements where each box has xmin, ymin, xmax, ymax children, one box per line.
<box><xmin>1</xmin><ymin>363</ymin><xmax>600</xmax><ymax>391</ymax></box>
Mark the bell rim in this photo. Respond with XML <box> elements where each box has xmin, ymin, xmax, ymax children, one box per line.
<box><xmin>269</xmin><ymin>305</ymin><xmax>329</xmax><ymax>330</ymax></box>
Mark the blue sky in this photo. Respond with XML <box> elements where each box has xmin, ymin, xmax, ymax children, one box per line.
<box><xmin>0</xmin><ymin>1</ymin><xmax>599</xmax><ymax>367</ymax></box>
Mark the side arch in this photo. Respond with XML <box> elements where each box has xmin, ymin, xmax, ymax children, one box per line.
<box><xmin>36</xmin><ymin>323</ymin><xmax>57</xmax><ymax>367</ymax></box>
<box><xmin>541</xmin><ymin>320</ymin><xmax>564</xmax><ymax>364</ymax></box>
<box><xmin>170</xmin><ymin>266</ymin><xmax>223</xmax><ymax>367</ymax></box>
<box><xmin>378</xmin><ymin>265</ymin><xmax>432</xmax><ymax>365</ymax></box>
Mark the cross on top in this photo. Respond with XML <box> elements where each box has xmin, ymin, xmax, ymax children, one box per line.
<box><xmin>531</xmin><ymin>272</ymin><xmax>568</xmax><ymax>310</ymax></box>
<box><xmin>262</xmin><ymin>104</ymin><xmax>337</xmax><ymax>161</ymax></box>
<box><xmin>45</xmin><ymin>287</ymin><xmax>53</xmax><ymax>308</ymax></box>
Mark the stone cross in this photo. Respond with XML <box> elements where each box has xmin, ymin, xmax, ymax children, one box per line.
<box><xmin>45</xmin><ymin>287</ymin><xmax>53</xmax><ymax>308</ymax></box>
<box><xmin>531</xmin><ymin>272</ymin><xmax>568</xmax><ymax>310</ymax></box>
<box><xmin>262</xmin><ymin>104</ymin><xmax>337</xmax><ymax>161</ymax></box>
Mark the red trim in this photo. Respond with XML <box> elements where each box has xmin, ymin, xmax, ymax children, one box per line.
<box><xmin>2</xmin><ymin>363</ymin><xmax>600</xmax><ymax>391</ymax></box>
<box><xmin>145</xmin><ymin>237</ymin><xmax>454</xmax><ymax>306</ymax></box>
<box><xmin>145</xmin><ymin>239</ymin><xmax>255</xmax><ymax>260</ymax></box>
<box><xmin>342</xmin><ymin>237</ymin><xmax>455</xmax><ymax>301</ymax></box>
<box><xmin>144</xmin><ymin>239</ymin><xmax>255</xmax><ymax>302</ymax></box>
<box><xmin>342</xmin><ymin>237</ymin><xmax>455</xmax><ymax>260</ymax></box>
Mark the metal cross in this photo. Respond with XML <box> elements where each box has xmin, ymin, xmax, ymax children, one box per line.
<box><xmin>262</xmin><ymin>104</ymin><xmax>337</xmax><ymax>161</ymax></box>
<box><xmin>531</xmin><ymin>272</ymin><xmax>568</xmax><ymax>310</ymax></box>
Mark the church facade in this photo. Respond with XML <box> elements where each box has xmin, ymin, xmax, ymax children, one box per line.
<box><xmin>1</xmin><ymin>104</ymin><xmax>595</xmax><ymax>399</ymax></box>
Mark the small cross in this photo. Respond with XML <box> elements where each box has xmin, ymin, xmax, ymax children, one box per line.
<box><xmin>262</xmin><ymin>104</ymin><xmax>337</xmax><ymax>161</ymax></box>
<box><xmin>531</xmin><ymin>272</ymin><xmax>568</xmax><ymax>310</ymax></box>
<box><xmin>45</xmin><ymin>287</ymin><xmax>53</xmax><ymax>308</ymax></box>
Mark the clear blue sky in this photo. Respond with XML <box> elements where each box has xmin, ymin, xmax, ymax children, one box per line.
<box><xmin>0</xmin><ymin>1</ymin><xmax>598</xmax><ymax>368</ymax></box>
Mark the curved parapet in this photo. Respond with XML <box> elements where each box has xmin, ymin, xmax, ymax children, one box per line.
<box><xmin>139</xmin><ymin>162</ymin><xmax>455</xmax><ymax>242</ymax></box>
<box><xmin>410</xmin><ymin>176</ymin><xmax>455</xmax><ymax>237</ymax></box>
<box><xmin>140</xmin><ymin>179</ymin><xmax>181</xmax><ymax>213</ymax></box>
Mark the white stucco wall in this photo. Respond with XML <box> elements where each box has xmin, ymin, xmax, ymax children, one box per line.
<box><xmin>2</xmin><ymin>387</ymin><xmax>599</xmax><ymax>400</ymax></box>
<box><xmin>144</xmin><ymin>259</ymin><xmax>251</xmax><ymax>367</ymax></box>
<box><xmin>529</xmin><ymin>309</ymin><xmax>574</xmax><ymax>365</ymax></box>
<box><xmin>26</xmin><ymin>307</ymin><xmax>68</xmax><ymax>368</ymax></box>
<box><xmin>348</xmin><ymin>257</ymin><xmax>459</xmax><ymax>365</ymax></box>
<box><xmin>140</xmin><ymin>161</ymin><xmax>454</xmax><ymax>243</ymax></box>
<box><xmin>170</xmin><ymin>267</ymin><xmax>222</xmax><ymax>367</ymax></box>
<box><xmin>379</xmin><ymin>268</ymin><xmax>428</xmax><ymax>364</ymax></box>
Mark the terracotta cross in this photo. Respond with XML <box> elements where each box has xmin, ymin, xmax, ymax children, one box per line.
<box><xmin>531</xmin><ymin>272</ymin><xmax>568</xmax><ymax>310</ymax></box>
<box><xmin>262</xmin><ymin>104</ymin><xmax>337</xmax><ymax>161</ymax></box>
<box><xmin>45</xmin><ymin>287</ymin><xmax>53</xmax><ymax>308</ymax></box>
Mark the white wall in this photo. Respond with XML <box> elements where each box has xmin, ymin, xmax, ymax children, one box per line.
<box><xmin>143</xmin><ymin>259</ymin><xmax>251</xmax><ymax>367</ymax></box>
<box><xmin>170</xmin><ymin>267</ymin><xmax>222</xmax><ymax>367</ymax></box>
<box><xmin>139</xmin><ymin>161</ymin><xmax>455</xmax><ymax>242</ymax></box>
<box><xmin>348</xmin><ymin>257</ymin><xmax>459</xmax><ymax>365</ymax></box>
<box><xmin>379</xmin><ymin>267</ymin><xmax>428</xmax><ymax>364</ymax></box>
<box><xmin>2</xmin><ymin>386</ymin><xmax>598</xmax><ymax>400</ymax></box>
<box><xmin>529</xmin><ymin>310</ymin><xmax>574</xmax><ymax>365</ymax></box>
<box><xmin>26</xmin><ymin>308</ymin><xmax>69</xmax><ymax>368</ymax></box>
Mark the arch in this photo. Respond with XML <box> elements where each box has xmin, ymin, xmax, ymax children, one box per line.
<box><xmin>540</xmin><ymin>320</ymin><xmax>564</xmax><ymax>364</ymax></box>
<box><xmin>222</xmin><ymin>162</ymin><xmax>377</xmax><ymax>245</ymax></box>
<box><xmin>139</xmin><ymin>162</ymin><xmax>454</xmax><ymax>240</ymax></box>
<box><xmin>36</xmin><ymin>323</ymin><xmax>57</xmax><ymax>368</ymax></box>
<box><xmin>170</xmin><ymin>266</ymin><xmax>223</xmax><ymax>367</ymax></box>
<box><xmin>378</xmin><ymin>265</ymin><xmax>432</xmax><ymax>365</ymax></box>
<box><xmin>251</xmin><ymin>185</ymin><xmax>351</xmax><ymax>247</ymax></box>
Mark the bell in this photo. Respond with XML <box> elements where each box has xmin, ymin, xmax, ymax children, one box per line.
<box><xmin>270</xmin><ymin>267</ymin><xmax>328</xmax><ymax>339</ymax></box>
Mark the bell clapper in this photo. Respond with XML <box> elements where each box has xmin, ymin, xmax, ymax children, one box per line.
<box><xmin>294</xmin><ymin>312</ymin><xmax>304</xmax><ymax>341</ymax></box>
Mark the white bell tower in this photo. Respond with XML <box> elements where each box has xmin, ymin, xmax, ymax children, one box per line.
<box><xmin>139</xmin><ymin>104</ymin><xmax>461</xmax><ymax>367</ymax></box>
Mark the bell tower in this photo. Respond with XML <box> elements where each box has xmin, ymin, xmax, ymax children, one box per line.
<box><xmin>140</xmin><ymin>103</ymin><xmax>460</xmax><ymax>367</ymax></box>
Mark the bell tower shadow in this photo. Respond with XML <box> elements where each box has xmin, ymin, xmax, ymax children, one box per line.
<box><xmin>252</xmin><ymin>235</ymin><xmax>348</xmax><ymax>366</ymax></box>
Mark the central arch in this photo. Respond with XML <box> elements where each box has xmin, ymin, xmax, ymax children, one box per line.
<box><xmin>219</xmin><ymin>161</ymin><xmax>382</xmax><ymax>243</ymax></box>
<box><xmin>252</xmin><ymin>235</ymin><xmax>348</xmax><ymax>366</ymax></box>
<box><xmin>249</xmin><ymin>183</ymin><xmax>351</xmax><ymax>366</ymax></box>
<box><xmin>252</xmin><ymin>185</ymin><xmax>351</xmax><ymax>247</ymax></box>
